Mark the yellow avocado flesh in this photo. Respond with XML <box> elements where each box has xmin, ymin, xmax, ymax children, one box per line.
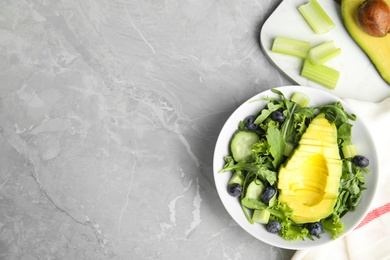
<box><xmin>342</xmin><ymin>0</ymin><xmax>390</xmax><ymax>85</ymax></box>
<box><xmin>277</xmin><ymin>115</ymin><xmax>342</xmax><ymax>224</ymax></box>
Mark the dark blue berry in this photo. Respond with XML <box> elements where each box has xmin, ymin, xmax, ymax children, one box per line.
<box><xmin>270</xmin><ymin>111</ymin><xmax>286</xmax><ymax>123</ymax></box>
<box><xmin>307</xmin><ymin>222</ymin><xmax>323</xmax><ymax>237</ymax></box>
<box><xmin>353</xmin><ymin>155</ymin><xmax>369</xmax><ymax>168</ymax></box>
<box><xmin>267</xmin><ymin>221</ymin><xmax>282</xmax><ymax>234</ymax></box>
<box><xmin>261</xmin><ymin>186</ymin><xmax>276</xmax><ymax>205</ymax></box>
<box><xmin>227</xmin><ymin>183</ymin><xmax>243</xmax><ymax>197</ymax></box>
<box><xmin>244</xmin><ymin>116</ymin><xmax>258</xmax><ymax>130</ymax></box>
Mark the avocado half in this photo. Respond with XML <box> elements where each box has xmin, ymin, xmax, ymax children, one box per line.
<box><xmin>277</xmin><ymin>114</ymin><xmax>342</xmax><ymax>224</ymax></box>
<box><xmin>341</xmin><ymin>0</ymin><xmax>390</xmax><ymax>85</ymax></box>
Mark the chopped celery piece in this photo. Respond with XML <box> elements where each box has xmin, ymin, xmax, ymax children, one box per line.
<box><xmin>308</xmin><ymin>40</ymin><xmax>341</xmax><ymax>65</ymax></box>
<box><xmin>298</xmin><ymin>0</ymin><xmax>335</xmax><ymax>34</ymax></box>
<box><xmin>342</xmin><ymin>144</ymin><xmax>358</xmax><ymax>158</ymax></box>
<box><xmin>283</xmin><ymin>142</ymin><xmax>295</xmax><ymax>157</ymax></box>
<box><xmin>271</xmin><ymin>36</ymin><xmax>311</xmax><ymax>58</ymax></box>
<box><xmin>301</xmin><ymin>59</ymin><xmax>340</xmax><ymax>89</ymax></box>
<box><xmin>252</xmin><ymin>209</ymin><xmax>271</xmax><ymax>224</ymax></box>
<box><xmin>291</xmin><ymin>92</ymin><xmax>310</xmax><ymax>108</ymax></box>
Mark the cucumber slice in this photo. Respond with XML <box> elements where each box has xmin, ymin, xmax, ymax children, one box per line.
<box><xmin>245</xmin><ymin>179</ymin><xmax>265</xmax><ymax>200</ymax></box>
<box><xmin>228</xmin><ymin>172</ymin><xmax>244</xmax><ymax>186</ymax></box>
<box><xmin>252</xmin><ymin>209</ymin><xmax>271</xmax><ymax>224</ymax></box>
<box><xmin>230</xmin><ymin>131</ymin><xmax>260</xmax><ymax>162</ymax></box>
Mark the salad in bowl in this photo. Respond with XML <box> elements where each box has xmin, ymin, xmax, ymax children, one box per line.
<box><xmin>213</xmin><ymin>86</ymin><xmax>378</xmax><ymax>249</ymax></box>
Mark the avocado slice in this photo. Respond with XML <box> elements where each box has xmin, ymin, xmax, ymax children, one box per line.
<box><xmin>277</xmin><ymin>114</ymin><xmax>342</xmax><ymax>224</ymax></box>
<box><xmin>341</xmin><ymin>0</ymin><xmax>390</xmax><ymax>85</ymax></box>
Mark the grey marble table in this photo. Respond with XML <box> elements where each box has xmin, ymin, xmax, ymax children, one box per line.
<box><xmin>0</xmin><ymin>0</ymin><xmax>296</xmax><ymax>259</ymax></box>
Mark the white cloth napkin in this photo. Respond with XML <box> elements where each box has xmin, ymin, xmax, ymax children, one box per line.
<box><xmin>292</xmin><ymin>96</ymin><xmax>390</xmax><ymax>260</ymax></box>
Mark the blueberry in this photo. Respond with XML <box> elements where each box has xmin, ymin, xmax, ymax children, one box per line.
<box><xmin>353</xmin><ymin>155</ymin><xmax>369</xmax><ymax>168</ymax></box>
<box><xmin>307</xmin><ymin>222</ymin><xmax>324</xmax><ymax>237</ymax></box>
<box><xmin>266</xmin><ymin>221</ymin><xmax>282</xmax><ymax>234</ymax></box>
<box><xmin>270</xmin><ymin>111</ymin><xmax>286</xmax><ymax>123</ymax></box>
<box><xmin>244</xmin><ymin>116</ymin><xmax>258</xmax><ymax>130</ymax></box>
<box><xmin>261</xmin><ymin>186</ymin><xmax>276</xmax><ymax>205</ymax></box>
<box><xmin>227</xmin><ymin>183</ymin><xmax>243</xmax><ymax>197</ymax></box>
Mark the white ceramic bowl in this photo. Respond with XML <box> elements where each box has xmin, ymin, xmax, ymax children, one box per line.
<box><xmin>213</xmin><ymin>86</ymin><xmax>378</xmax><ymax>250</ymax></box>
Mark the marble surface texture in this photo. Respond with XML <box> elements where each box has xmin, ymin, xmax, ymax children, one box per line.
<box><xmin>0</xmin><ymin>0</ymin><xmax>296</xmax><ymax>259</ymax></box>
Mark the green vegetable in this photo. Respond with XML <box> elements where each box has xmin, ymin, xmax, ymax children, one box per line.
<box><xmin>271</xmin><ymin>36</ymin><xmax>311</xmax><ymax>58</ymax></box>
<box><xmin>291</xmin><ymin>92</ymin><xmax>310</xmax><ymax>108</ymax></box>
<box><xmin>301</xmin><ymin>59</ymin><xmax>340</xmax><ymax>89</ymax></box>
<box><xmin>245</xmin><ymin>179</ymin><xmax>265</xmax><ymax>200</ymax></box>
<box><xmin>228</xmin><ymin>172</ymin><xmax>244</xmax><ymax>186</ymax></box>
<box><xmin>342</xmin><ymin>144</ymin><xmax>358</xmax><ymax>158</ymax></box>
<box><xmin>283</xmin><ymin>142</ymin><xmax>295</xmax><ymax>157</ymax></box>
<box><xmin>230</xmin><ymin>131</ymin><xmax>260</xmax><ymax>162</ymax></box>
<box><xmin>322</xmin><ymin>214</ymin><xmax>344</xmax><ymax>239</ymax></box>
<box><xmin>266</xmin><ymin>127</ymin><xmax>285</xmax><ymax>168</ymax></box>
<box><xmin>252</xmin><ymin>209</ymin><xmax>271</xmax><ymax>224</ymax></box>
<box><xmin>219</xmin><ymin>89</ymin><xmax>367</xmax><ymax>242</ymax></box>
<box><xmin>307</xmin><ymin>40</ymin><xmax>341</xmax><ymax>65</ymax></box>
<box><xmin>298</xmin><ymin>0</ymin><xmax>335</xmax><ymax>34</ymax></box>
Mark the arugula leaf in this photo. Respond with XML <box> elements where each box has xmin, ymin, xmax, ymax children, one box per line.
<box><xmin>337</xmin><ymin>123</ymin><xmax>353</xmax><ymax>146</ymax></box>
<box><xmin>266</xmin><ymin>127</ymin><xmax>285</xmax><ymax>168</ymax></box>
<box><xmin>334</xmin><ymin>160</ymin><xmax>366</xmax><ymax>217</ymax></box>
<box><xmin>219</xmin><ymin>157</ymin><xmax>277</xmax><ymax>185</ymax></box>
<box><xmin>254</xmin><ymin>102</ymin><xmax>283</xmax><ymax>125</ymax></box>
<box><xmin>319</xmin><ymin>102</ymin><xmax>356</xmax><ymax>127</ymax></box>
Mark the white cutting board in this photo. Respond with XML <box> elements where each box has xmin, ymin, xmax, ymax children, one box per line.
<box><xmin>260</xmin><ymin>0</ymin><xmax>390</xmax><ymax>102</ymax></box>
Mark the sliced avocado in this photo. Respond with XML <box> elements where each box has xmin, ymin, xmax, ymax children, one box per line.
<box><xmin>277</xmin><ymin>114</ymin><xmax>342</xmax><ymax>224</ymax></box>
<box><xmin>342</xmin><ymin>0</ymin><xmax>390</xmax><ymax>85</ymax></box>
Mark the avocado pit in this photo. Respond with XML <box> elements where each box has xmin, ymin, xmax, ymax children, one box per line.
<box><xmin>357</xmin><ymin>0</ymin><xmax>390</xmax><ymax>37</ymax></box>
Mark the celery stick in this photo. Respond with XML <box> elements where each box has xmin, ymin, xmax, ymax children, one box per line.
<box><xmin>299</xmin><ymin>0</ymin><xmax>335</xmax><ymax>34</ymax></box>
<box><xmin>252</xmin><ymin>209</ymin><xmax>271</xmax><ymax>224</ymax></box>
<box><xmin>271</xmin><ymin>36</ymin><xmax>311</xmax><ymax>58</ymax></box>
<box><xmin>291</xmin><ymin>92</ymin><xmax>310</xmax><ymax>108</ymax></box>
<box><xmin>308</xmin><ymin>40</ymin><xmax>341</xmax><ymax>65</ymax></box>
<box><xmin>342</xmin><ymin>144</ymin><xmax>358</xmax><ymax>158</ymax></box>
<box><xmin>301</xmin><ymin>59</ymin><xmax>340</xmax><ymax>89</ymax></box>
<box><xmin>283</xmin><ymin>142</ymin><xmax>295</xmax><ymax>157</ymax></box>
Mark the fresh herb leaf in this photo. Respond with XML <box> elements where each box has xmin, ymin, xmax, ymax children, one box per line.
<box><xmin>280</xmin><ymin>221</ymin><xmax>308</xmax><ymax>241</ymax></box>
<box><xmin>266</xmin><ymin>127</ymin><xmax>286</xmax><ymax>168</ymax></box>
<box><xmin>337</xmin><ymin>123</ymin><xmax>353</xmax><ymax>146</ymax></box>
<box><xmin>319</xmin><ymin>102</ymin><xmax>356</xmax><ymax>127</ymax></box>
<box><xmin>322</xmin><ymin>214</ymin><xmax>344</xmax><ymax>239</ymax></box>
<box><xmin>219</xmin><ymin>157</ymin><xmax>277</xmax><ymax>185</ymax></box>
<box><xmin>254</xmin><ymin>102</ymin><xmax>283</xmax><ymax>125</ymax></box>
